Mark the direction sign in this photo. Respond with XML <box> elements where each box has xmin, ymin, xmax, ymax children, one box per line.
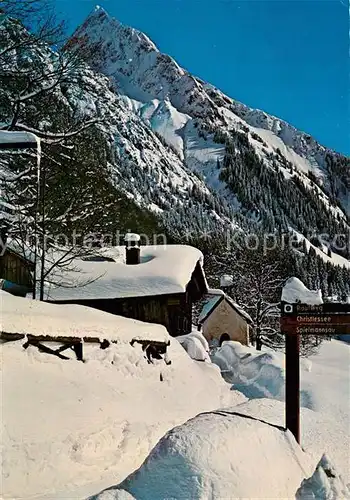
<box><xmin>280</xmin><ymin>302</ymin><xmax>350</xmax><ymax>336</ymax></box>
<box><xmin>281</xmin><ymin>302</ymin><xmax>350</xmax><ymax>316</ymax></box>
<box><xmin>280</xmin><ymin>297</ymin><xmax>350</xmax><ymax>445</ymax></box>
<box><xmin>281</xmin><ymin>320</ymin><xmax>349</xmax><ymax>335</ymax></box>
<box><xmin>281</xmin><ymin>313</ymin><xmax>350</xmax><ymax>335</ymax></box>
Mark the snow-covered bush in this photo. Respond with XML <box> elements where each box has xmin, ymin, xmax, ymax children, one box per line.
<box><xmin>176</xmin><ymin>331</ymin><xmax>210</xmax><ymax>362</ymax></box>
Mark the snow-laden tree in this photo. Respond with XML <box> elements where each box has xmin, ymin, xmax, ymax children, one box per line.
<box><xmin>0</xmin><ymin>9</ymin><xmax>161</xmax><ymax>299</ymax></box>
<box><xmin>0</xmin><ymin>6</ymin><xmax>101</xmax><ymax>298</ymax></box>
<box><xmin>203</xmin><ymin>233</ymin><xmax>327</xmax><ymax>354</ymax></box>
<box><xmin>223</xmin><ymin>243</ymin><xmax>286</xmax><ymax>351</ymax></box>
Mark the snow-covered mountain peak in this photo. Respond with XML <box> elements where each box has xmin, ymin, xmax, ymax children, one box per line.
<box><xmin>70</xmin><ymin>9</ymin><xmax>349</xmax><ymax>220</ymax></box>
<box><xmin>1</xmin><ymin>14</ymin><xmax>349</xmax><ymax>294</ymax></box>
<box><xmin>70</xmin><ymin>9</ymin><xmax>214</xmax><ymax>114</ymax></box>
<box><xmin>75</xmin><ymin>5</ymin><xmax>160</xmax><ymax>75</ymax></box>
<box><xmin>71</xmin><ymin>9</ymin><xmax>346</xmax><ymax>151</ymax></box>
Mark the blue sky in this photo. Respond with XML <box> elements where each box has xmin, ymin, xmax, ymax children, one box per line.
<box><xmin>53</xmin><ymin>0</ymin><xmax>349</xmax><ymax>155</ymax></box>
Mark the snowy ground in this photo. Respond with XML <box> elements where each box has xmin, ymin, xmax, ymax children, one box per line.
<box><xmin>1</xmin><ymin>294</ymin><xmax>349</xmax><ymax>499</ymax></box>
<box><xmin>0</xmin><ymin>299</ymin><xmax>245</xmax><ymax>499</ymax></box>
<box><xmin>212</xmin><ymin>339</ymin><xmax>350</xmax><ymax>484</ymax></box>
<box><xmin>107</xmin><ymin>400</ymin><xmax>314</xmax><ymax>500</ymax></box>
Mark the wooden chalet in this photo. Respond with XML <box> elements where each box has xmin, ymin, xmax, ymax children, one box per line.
<box><xmin>0</xmin><ymin>241</ymin><xmax>33</xmax><ymax>296</ymax></box>
<box><xmin>45</xmin><ymin>237</ymin><xmax>208</xmax><ymax>337</ymax></box>
<box><xmin>56</xmin><ymin>263</ymin><xmax>206</xmax><ymax>336</ymax></box>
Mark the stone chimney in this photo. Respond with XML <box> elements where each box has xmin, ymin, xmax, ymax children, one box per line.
<box><xmin>125</xmin><ymin>233</ymin><xmax>141</xmax><ymax>265</ymax></box>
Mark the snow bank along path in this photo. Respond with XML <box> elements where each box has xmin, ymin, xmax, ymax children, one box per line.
<box><xmin>90</xmin><ymin>398</ymin><xmax>320</xmax><ymax>500</ymax></box>
<box><xmin>212</xmin><ymin>340</ymin><xmax>350</xmax><ymax>484</ymax></box>
<box><xmin>0</xmin><ymin>290</ymin><xmax>168</xmax><ymax>343</ymax></box>
<box><xmin>0</xmin><ymin>314</ymin><xmax>245</xmax><ymax>499</ymax></box>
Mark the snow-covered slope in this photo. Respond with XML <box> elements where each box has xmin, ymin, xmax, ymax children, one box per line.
<box><xmin>0</xmin><ymin>294</ymin><xmax>245</xmax><ymax>499</ymax></box>
<box><xmin>0</xmin><ymin>16</ymin><xmax>233</xmax><ymax>239</ymax></box>
<box><xmin>71</xmin><ymin>6</ymin><xmax>349</xmax><ymax>221</ymax></box>
<box><xmin>92</xmin><ymin>398</ymin><xmax>350</xmax><ymax>500</ymax></box>
<box><xmin>1</xmin><ymin>13</ymin><xmax>349</xmax><ymax>291</ymax></box>
<box><xmin>212</xmin><ymin>339</ymin><xmax>350</xmax><ymax>483</ymax></box>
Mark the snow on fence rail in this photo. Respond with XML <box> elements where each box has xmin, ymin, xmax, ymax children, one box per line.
<box><xmin>1</xmin><ymin>292</ymin><xmax>172</xmax><ymax>363</ymax></box>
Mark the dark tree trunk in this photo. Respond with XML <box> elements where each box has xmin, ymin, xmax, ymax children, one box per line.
<box><xmin>256</xmin><ymin>327</ymin><xmax>262</xmax><ymax>351</ymax></box>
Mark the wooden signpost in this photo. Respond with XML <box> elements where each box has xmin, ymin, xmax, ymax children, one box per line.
<box><xmin>280</xmin><ymin>301</ymin><xmax>350</xmax><ymax>444</ymax></box>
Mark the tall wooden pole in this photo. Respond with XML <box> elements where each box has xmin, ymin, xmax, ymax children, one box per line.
<box><xmin>32</xmin><ymin>162</ymin><xmax>40</xmax><ymax>299</ymax></box>
<box><xmin>32</xmin><ymin>140</ymin><xmax>41</xmax><ymax>299</ymax></box>
<box><xmin>285</xmin><ymin>332</ymin><xmax>300</xmax><ymax>444</ymax></box>
<box><xmin>39</xmin><ymin>161</ymin><xmax>46</xmax><ymax>301</ymax></box>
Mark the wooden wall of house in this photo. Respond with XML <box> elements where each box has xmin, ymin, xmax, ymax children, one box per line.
<box><xmin>51</xmin><ymin>292</ymin><xmax>193</xmax><ymax>337</ymax></box>
<box><xmin>0</xmin><ymin>251</ymin><xmax>32</xmax><ymax>287</ymax></box>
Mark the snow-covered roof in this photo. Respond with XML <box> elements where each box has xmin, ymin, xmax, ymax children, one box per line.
<box><xmin>199</xmin><ymin>289</ymin><xmax>253</xmax><ymax>324</ymax></box>
<box><xmin>0</xmin><ymin>130</ymin><xmax>39</xmax><ymax>148</ymax></box>
<box><xmin>282</xmin><ymin>277</ymin><xmax>323</xmax><ymax>305</ymax></box>
<box><xmin>45</xmin><ymin>245</ymin><xmax>205</xmax><ymax>301</ymax></box>
<box><xmin>198</xmin><ymin>295</ymin><xmax>221</xmax><ymax>323</ymax></box>
<box><xmin>0</xmin><ymin>291</ymin><xmax>169</xmax><ymax>343</ymax></box>
<box><xmin>5</xmin><ymin>239</ymin><xmax>35</xmax><ymax>263</ymax></box>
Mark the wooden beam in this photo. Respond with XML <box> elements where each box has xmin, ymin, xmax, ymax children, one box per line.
<box><xmin>1</xmin><ymin>331</ymin><xmax>115</xmax><ymax>345</ymax></box>
<box><xmin>23</xmin><ymin>340</ymin><xmax>71</xmax><ymax>360</ymax></box>
<box><xmin>0</xmin><ymin>332</ymin><xmax>26</xmax><ymax>341</ymax></box>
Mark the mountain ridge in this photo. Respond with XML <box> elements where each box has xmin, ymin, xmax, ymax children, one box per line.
<box><xmin>69</xmin><ymin>6</ymin><xmax>350</xmax><ymax>219</ymax></box>
<box><xmin>1</xmin><ymin>11</ymin><xmax>349</xmax><ymax>299</ymax></box>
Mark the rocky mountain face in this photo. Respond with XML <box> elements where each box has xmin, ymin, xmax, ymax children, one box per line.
<box><xmin>1</xmin><ymin>8</ymin><xmax>349</xmax><ymax>297</ymax></box>
<box><xmin>70</xmin><ymin>6</ymin><xmax>349</xmax><ymax>219</ymax></box>
<box><xmin>66</xmin><ymin>7</ymin><xmax>350</xmax><ymax>266</ymax></box>
<box><xmin>1</xmin><ymin>14</ymin><xmax>233</xmax><ymax>241</ymax></box>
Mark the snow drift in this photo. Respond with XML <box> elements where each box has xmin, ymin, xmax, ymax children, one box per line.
<box><xmin>0</xmin><ymin>290</ymin><xmax>168</xmax><ymax>343</ymax></box>
<box><xmin>92</xmin><ymin>400</ymin><xmax>313</xmax><ymax>500</ymax></box>
<box><xmin>296</xmin><ymin>454</ymin><xmax>350</xmax><ymax>500</ymax></box>
<box><xmin>176</xmin><ymin>330</ymin><xmax>210</xmax><ymax>362</ymax></box>
<box><xmin>0</xmin><ymin>296</ymin><xmax>245</xmax><ymax>499</ymax></box>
